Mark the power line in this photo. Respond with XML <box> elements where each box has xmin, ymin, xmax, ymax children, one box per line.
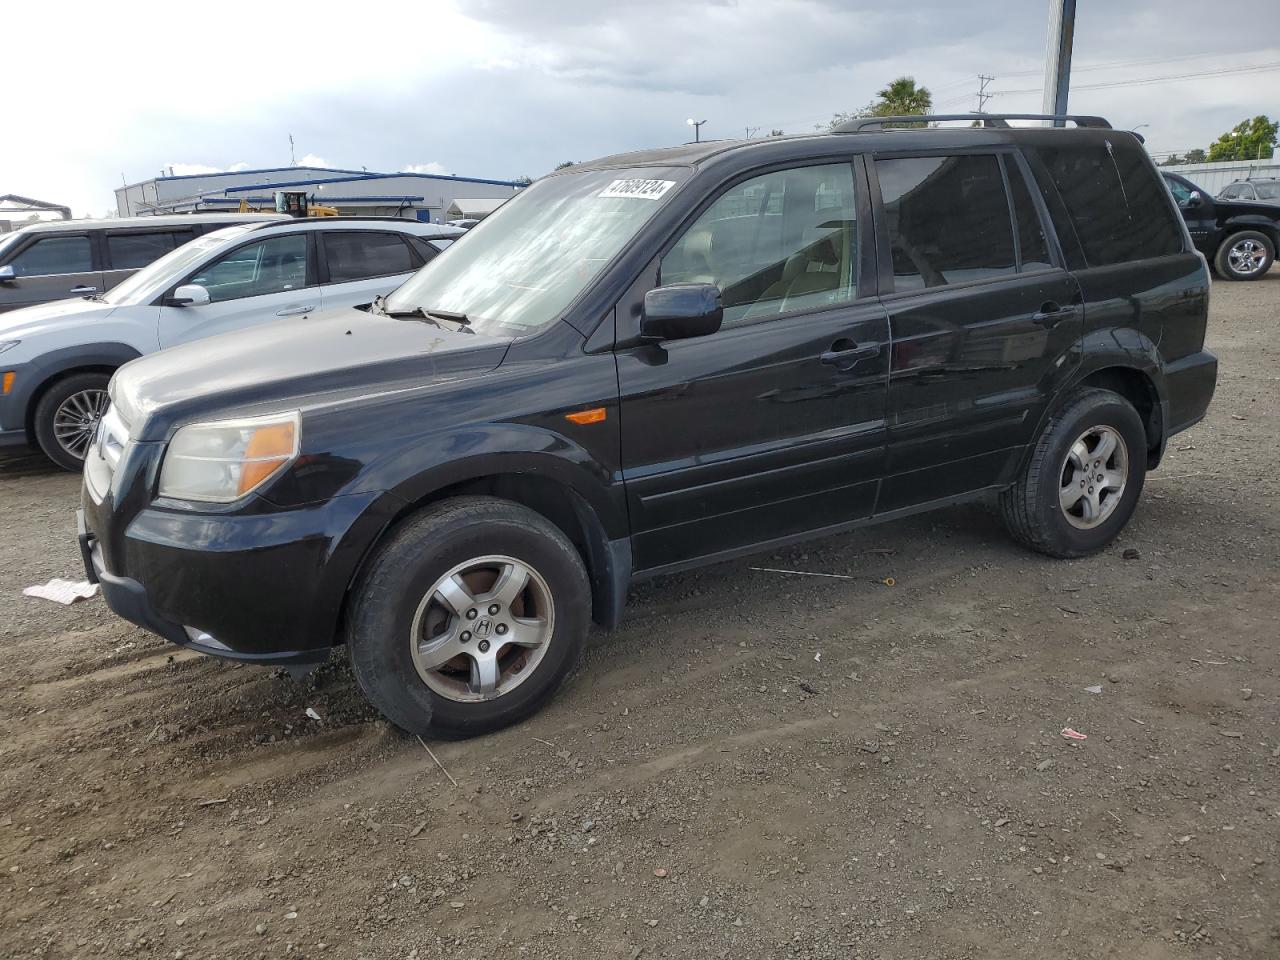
<box><xmin>998</xmin><ymin>47</ymin><xmax>1280</xmax><ymax>78</ymax></box>
<box><xmin>993</xmin><ymin>61</ymin><xmax>1280</xmax><ymax>96</ymax></box>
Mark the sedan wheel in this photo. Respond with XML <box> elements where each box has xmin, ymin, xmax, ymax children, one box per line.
<box><xmin>52</xmin><ymin>388</ymin><xmax>110</xmax><ymax>461</ymax></box>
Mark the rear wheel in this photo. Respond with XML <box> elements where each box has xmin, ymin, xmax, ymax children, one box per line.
<box><xmin>33</xmin><ymin>372</ymin><xmax>111</xmax><ymax>471</ymax></box>
<box><xmin>1000</xmin><ymin>388</ymin><xmax>1147</xmax><ymax>558</ymax></box>
<box><xmin>1214</xmin><ymin>230</ymin><xmax>1273</xmax><ymax>280</ymax></box>
<box><xmin>348</xmin><ymin>497</ymin><xmax>590</xmax><ymax>738</ymax></box>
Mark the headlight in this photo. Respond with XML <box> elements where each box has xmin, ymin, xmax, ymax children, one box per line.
<box><xmin>158</xmin><ymin>412</ymin><xmax>300</xmax><ymax>503</ymax></box>
<box><xmin>0</xmin><ymin>340</ymin><xmax>19</xmax><ymax>355</ymax></box>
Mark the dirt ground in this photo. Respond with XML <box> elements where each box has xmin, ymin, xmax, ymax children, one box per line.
<box><xmin>1</xmin><ymin>276</ymin><xmax>1277</xmax><ymax>960</ymax></box>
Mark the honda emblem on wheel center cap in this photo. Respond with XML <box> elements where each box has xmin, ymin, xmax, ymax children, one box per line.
<box><xmin>474</xmin><ymin>617</ymin><xmax>494</xmax><ymax>639</ymax></box>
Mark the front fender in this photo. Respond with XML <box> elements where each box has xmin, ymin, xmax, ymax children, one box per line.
<box><xmin>1221</xmin><ymin>215</ymin><xmax>1279</xmax><ymax>242</ymax></box>
<box><xmin>357</xmin><ymin>423</ymin><xmax>629</xmax><ymax>540</ymax></box>
<box><xmin>1</xmin><ymin>342</ymin><xmax>142</xmax><ymax>434</ymax></box>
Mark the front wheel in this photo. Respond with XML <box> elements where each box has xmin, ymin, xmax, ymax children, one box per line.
<box><xmin>348</xmin><ymin>497</ymin><xmax>590</xmax><ymax>738</ymax></box>
<box><xmin>1000</xmin><ymin>388</ymin><xmax>1147</xmax><ymax>558</ymax></box>
<box><xmin>1214</xmin><ymin>230</ymin><xmax>1274</xmax><ymax>281</ymax></box>
<box><xmin>33</xmin><ymin>372</ymin><xmax>112</xmax><ymax>471</ymax></box>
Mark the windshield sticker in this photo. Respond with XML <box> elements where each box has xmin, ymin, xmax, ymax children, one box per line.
<box><xmin>598</xmin><ymin>178</ymin><xmax>676</xmax><ymax>201</ymax></box>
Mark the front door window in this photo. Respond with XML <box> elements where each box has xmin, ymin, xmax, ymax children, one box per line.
<box><xmin>660</xmin><ymin>163</ymin><xmax>858</xmax><ymax>324</ymax></box>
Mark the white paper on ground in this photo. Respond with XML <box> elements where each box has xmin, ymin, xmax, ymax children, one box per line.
<box><xmin>23</xmin><ymin>578</ymin><xmax>99</xmax><ymax>605</ymax></box>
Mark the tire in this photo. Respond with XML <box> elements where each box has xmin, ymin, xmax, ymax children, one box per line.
<box><xmin>348</xmin><ymin>496</ymin><xmax>590</xmax><ymax>738</ymax></box>
<box><xmin>1000</xmin><ymin>388</ymin><xmax>1147</xmax><ymax>559</ymax></box>
<box><xmin>1213</xmin><ymin>230</ymin><xmax>1274</xmax><ymax>281</ymax></box>
<box><xmin>33</xmin><ymin>372</ymin><xmax>112</xmax><ymax>471</ymax></box>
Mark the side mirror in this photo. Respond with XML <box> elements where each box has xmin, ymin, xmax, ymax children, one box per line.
<box><xmin>1186</xmin><ymin>190</ymin><xmax>1203</xmax><ymax>208</ymax></box>
<box><xmin>0</xmin><ymin>265</ymin><xmax>15</xmax><ymax>283</ymax></box>
<box><xmin>168</xmin><ymin>283</ymin><xmax>211</xmax><ymax>307</ymax></box>
<box><xmin>641</xmin><ymin>283</ymin><xmax>723</xmax><ymax>341</ymax></box>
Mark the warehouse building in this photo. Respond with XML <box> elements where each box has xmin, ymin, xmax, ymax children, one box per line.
<box><xmin>115</xmin><ymin>166</ymin><xmax>519</xmax><ymax>222</ymax></box>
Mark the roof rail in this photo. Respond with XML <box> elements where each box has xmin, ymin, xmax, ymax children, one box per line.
<box><xmin>831</xmin><ymin>113</ymin><xmax>1112</xmax><ymax>133</ymax></box>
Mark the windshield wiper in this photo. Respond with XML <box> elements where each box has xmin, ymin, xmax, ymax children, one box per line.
<box><xmin>392</xmin><ymin>306</ymin><xmax>475</xmax><ymax>333</ymax></box>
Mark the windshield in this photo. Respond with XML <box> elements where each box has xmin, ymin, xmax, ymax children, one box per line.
<box><xmin>1257</xmin><ymin>182</ymin><xmax>1280</xmax><ymax>200</ymax></box>
<box><xmin>0</xmin><ymin>230</ymin><xmax>25</xmax><ymax>258</ymax></box>
<box><xmin>385</xmin><ymin>167</ymin><xmax>687</xmax><ymax>335</ymax></box>
<box><xmin>103</xmin><ymin>225</ymin><xmax>254</xmax><ymax>304</ymax></box>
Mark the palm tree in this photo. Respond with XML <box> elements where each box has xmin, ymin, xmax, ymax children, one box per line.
<box><xmin>825</xmin><ymin>76</ymin><xmax>934</xmax><ymax>130</ymax></box>
<box><xmin>870</xmin><ymin>77</ymin><xmax>933</xmax><ymax>117</ymax></box>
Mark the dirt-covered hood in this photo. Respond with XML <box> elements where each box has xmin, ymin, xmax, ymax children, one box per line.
<box><xmin>112</xmin><ymin>306</ymin><xmax>511</xmax><ymax>441</ymax></box>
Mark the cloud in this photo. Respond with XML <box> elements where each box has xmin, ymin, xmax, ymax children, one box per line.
<box><xmin>403</xmin><ymin>162</ymin><xmax>452</xmax><ymax>175</ymax></box>
<box><xmin>164</xmin><ymin>162</ymin><xmax>250</xmax><ymax>177</ymax></box>
<box><xmin>298</xmin><ymin>154</ymin><xmax>331</xmax><ymax>168</ymax></box>
<box><xmin>5</xmin><ymin>0</ymin><xmax>1277</xmax><ymax>216</ymax></box>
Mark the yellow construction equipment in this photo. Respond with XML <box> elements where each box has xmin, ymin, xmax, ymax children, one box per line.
<box><xmin>238</xmin><ymin>192</ymin><xmax>339</xmax><ymax>217</ymax></box>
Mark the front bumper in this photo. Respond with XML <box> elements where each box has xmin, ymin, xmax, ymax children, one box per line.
<box><xmin>79</xmin><ymin>509</ymin><xmax>328</xmax><ymax>668</ymax></box>
<box><xmin>0</xmin><ymin>426</ymin><xmax>29</xmax><ymax>450</ymax></box>
<box><xmin>78</xmin><ymin>481</ymin><xmax>392</xmax><ymax>668</ymax></box>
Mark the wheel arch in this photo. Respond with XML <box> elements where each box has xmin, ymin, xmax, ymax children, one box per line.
<box><xmin>1016</xmin><ymin>333</ymin><xmax>1169</xmax><ymax>481</ymax></box>
<box><xmin>18</xmin><ymin>344</ymin><xmax>141</xmax><ymax>444</ymax></box>
<box><xmin>1220</xmin><ymin>216</ymin><xmax>1279</xmax><ymax>245</ymax></box>
<box><xmin>338</xmin><ymin>463</ymin><xmax>632</xmax><ymax>642</ymax></box>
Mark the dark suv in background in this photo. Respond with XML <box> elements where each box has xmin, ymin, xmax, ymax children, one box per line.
<box><xmin>1162</xmin><ymin>171</ymin><xmax>1278</xmax><ymax>280</ymax></box>
<box><xmin>81</xmin><ymin>114</ymin><xmax>1217</xmax><ymax>737</ymax></box>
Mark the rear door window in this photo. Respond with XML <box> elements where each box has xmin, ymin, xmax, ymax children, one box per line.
<box><xmin>1026</xmin><ymin>140</ymin><xmax>1183</xmax><ymax>267</ymax></box>
<box><xmin>106</xmin><ymin>231</ymin><xmax>183</xmax><ymax>270</ymax></box>
<box><xmin>7</xmin><ymin>235</ymin><xmax>93</xmax><ymax>277</ymax></box>
<box><xmin>323</xmin><ymin>232</ymin><xmax>416</xmax><ymax>283</ymax></box>
<box><xmin>875</xmin><ymin>154</ymin><xmax>1016</xmax><ymax>291</ymax></box>
<box><xmin>1006</xmin><ymin>162</ymin><xmax>1053</xmax><ymax>272</ymax></box>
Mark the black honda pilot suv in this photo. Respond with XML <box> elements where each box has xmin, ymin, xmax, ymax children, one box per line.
<box><xmin>79</xmin><ymin>115</ymin><xmax>1217</xmax><ymax>737</ymax></box>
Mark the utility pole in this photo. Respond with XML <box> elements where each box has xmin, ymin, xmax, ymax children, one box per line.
<box><xmin>976</xmin><ymin>75</ymin><xmax>994</xmax><ymax>113</ymax></box>
<box><xmin>687</xmin><ymin>118</ymin><xmax>707</xmax><ymax>142</ymax></box>
<box><xmin>1041</xmin><ymin>0</ymin><xmax>1076</xmax><ymax>126</ymax></box>
<box><xmin>745</xmin><ymin>125</ymin><xmax>760</xmax><ymax>139</ymax></box>
<box><xmin>289</xmin><ymin>134</ymin><xmax>296</xmax><ymax>166</ymax></box>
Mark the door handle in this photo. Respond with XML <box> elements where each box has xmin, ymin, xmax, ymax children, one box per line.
<box><xmin>69</xmin><ymin>285</ymin><xmax>98</xmax><ymax>294</ymax></box>
<box><xmin>275</xmin><ymin>304</ymin><xmax>316</xmax><ymax>317</ymax></box>
<box><xmin>1032</xmin><ymin>302</ymin><xmax>1077</xmax><ymax>326</ymax></box>
<box><xmin>820</xmin><ymin>340</ymin><xmax>881</xmax><ymax>370</ymax></box>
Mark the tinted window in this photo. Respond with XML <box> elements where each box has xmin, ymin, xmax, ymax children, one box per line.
<box><xmin>661</xmin><ymin>162</ymin><xmax>857</xmax><ymax>324</ymax></box>
<box><xmin>107</xmin><ymin>231</ymin><xmax>180</xmax><ymax>270</ymax></box>
<box><xmin>876</xmin><ymin>154</ymin><xmax>1015</xmax><ymax>291</ymax></box>
<box><xmin>8</xmin><ymin>235</ymin><xmax>92</xmax><ymax>277</ymax></box>
<box><xmin>410</xmin><ymin>236</ymin><xmax>444</xmax><ymax>262</ymax></box>
<box><xmin>1028</xmin><ymin>141</ymin><xmax>1183</xmax><ymax>267</ymax></box>
<box><xmin>191</xmin><ymin>234</ymin><xmax>308</xmax><ymax>303</ymax></box>
<box><xmin>324</xmin><ymin>232</ymin><xmax>415</xmax><ymax>282</ymax></box>
<box><xmin>1007</xmin><ymin>162</ymin><xmax>1053</xmax><ymax>272</ymax></box>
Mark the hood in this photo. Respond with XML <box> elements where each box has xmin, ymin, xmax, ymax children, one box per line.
<box><xmin>0</xmin><ymin>297</ymin><xmax>117</xmax><ymax>341</ymax></box>
<box><xmin>113</xmin><ymin>306</ymin><xmax>512</xmax><ymax>440</ymax></box>
<box><xmin>1216</xmin><ymin>197</ymin><xmax>1280</xmax><ymax>218</ymax></box>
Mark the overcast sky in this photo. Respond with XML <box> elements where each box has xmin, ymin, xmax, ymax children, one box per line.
<box><xmin>5</xmin><ymin>0</ymin><xmax>1278</xmax><ymax>216</ymax></box>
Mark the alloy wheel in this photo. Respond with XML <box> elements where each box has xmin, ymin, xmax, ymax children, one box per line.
<box><xmin>1227</xmin><ymin>237</ymin><xmax>1268</xmax><ymax>276</ymax></box>
<box><xmin>409</xmin><ymin>555</ymin><xmax>555</xmax><ymax>702</ymax></box>
<box><xmin>52</xmin><ymin>389</ymin><xmax>109</xmax><ymax>461</ymax></box>
<box><xmin>1059</xmin><ymin>425</ymin><xmax>1128</xmax><ymax>530</ymax></box>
